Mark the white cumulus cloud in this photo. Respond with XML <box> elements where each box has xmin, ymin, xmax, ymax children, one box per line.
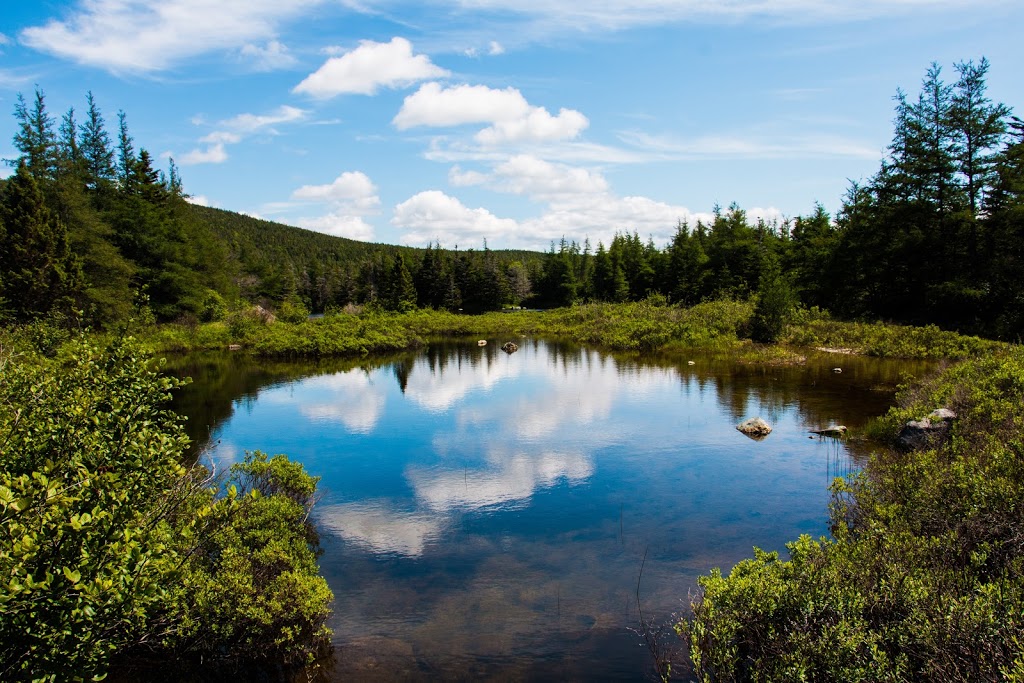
<box><xmin>290</xmin><ymin>171</ymin><xmax>382</xmax><ymax>241</ymax></box>
<box><xmin>392</xmin><ymin>190</ymin><xmax>518</xmax><ymax>245</ymax></box>
<box><xmin>476</xmin><ymin>106</ymin><xmax>588</xmax><ymax>145</ymax></box>
<box><xmin>296</xmin><ymin>212</ymin><xmax>377</xmax><ymax>240</ymax></box>
<box><xmin>395</xmin><ymin>82</ymin><xmax>588</xmax><ymax>148</ymax></box>
<box><xmin>491</xmin><ymin>155</ymin><xmax>608</xmax><ymax>199</ymax></box>
<box><xmin>177</xmin><ymin>143</ymin><xmax>228</xmax><ymax>166</ymax></box>
<box><xmin>293</xmin><ymin>37</ymin><xmax>449</xmax><ymax>98</ymax></box>
<box><xmin>448</xmin><ymin>165</ymin><xmax>489</xmax><ymax>187</ymax></box>
<box><xmin>394</xmin><ymin>82</ymin><xmax>530</xmax><ymax>130</ymax></box>
<box><xmin>292</xmin><ymin>171</ymin><xmax>379</xmax><ymax>207</ymax></box>
<box><xmin>395</xmin><ymin>155</ymin><xmax>705</xmax><ymax>249</ymax></box>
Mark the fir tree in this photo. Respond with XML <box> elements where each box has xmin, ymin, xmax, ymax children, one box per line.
<box><xmin>80</xmin><ymin>92</ymin><xmax>116</xmax><ymax>190</ymax></box>
<box><xmin>11</xmin><ymin>89</ymin><xmax>58</xmax><ymax>181</ymax></box>
<box><xmin>0</xmin><ymin>162</ymin><xmax>81</xmax><ymax>321</ymax></box>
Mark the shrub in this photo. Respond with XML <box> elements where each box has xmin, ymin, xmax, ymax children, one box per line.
<box><xmin>0</xmin><ymin>331</ymin><xmax>333</xmax><ymax>681</ymax></box>
<box><xmin>682</xmin><ymin>347</ymin><xmax>1024</xmax><ymax>681</ymax></box>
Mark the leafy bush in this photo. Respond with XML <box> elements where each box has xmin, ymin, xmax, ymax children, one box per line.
<box><xmin>167</xmin><ymin>452</ymin><xmax>332</xmax><ymax>670</ymax></box>
<box><xmin>0</xmin><ymin>336</ymin><xmax>193</xmax><ymax>680</ymax></box>
<box><xmin>682</xmin><ymin>347</ymin><xmax>1024</xmax><ymax>681</ymax></box>
<box><xmin>0</xmin><ymin>331</ymin><xmax>332</xmax><ymax>681</ymax></box>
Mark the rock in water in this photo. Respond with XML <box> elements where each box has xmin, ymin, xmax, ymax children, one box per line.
<box><xmin>810</xmin><ymin>425</ymin><xmax>848</xmax><ymax>437</ymax></box>
<box><xmin>737</xmin><ymin>417</ymin><xmax>772</xmax><ymax>439</ymax></box>
<box><xmin>501</xmin><ymin>341</ymin><xmax>519</xmax><ymax>354</ymax></box>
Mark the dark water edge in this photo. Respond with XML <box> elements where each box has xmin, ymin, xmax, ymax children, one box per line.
<box><xmin>160</xmin><ymin>340</ymin><xmax>934</xmax><ymax>681</ymax></box>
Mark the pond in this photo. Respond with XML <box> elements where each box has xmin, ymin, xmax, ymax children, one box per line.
<box><xmin>168</xmin><ymin>339</ymin><xmax>932</xmax><ymax>681</ymax></box>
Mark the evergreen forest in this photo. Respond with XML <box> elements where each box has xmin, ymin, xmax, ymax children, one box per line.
<box><xmin>2</xmin><ymin>58</ymin><xmax>1023</xmax><ymax>339</ymax></box>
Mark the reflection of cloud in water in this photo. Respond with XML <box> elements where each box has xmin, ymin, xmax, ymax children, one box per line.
<box><xmin>409</xmin><ymin>450</ymin><xmax>593</xmax><ymax>512</ymax></box>
<box><xmin>317</xmin><ymin>502</ymin><xmax>443</xmax><ymax>558</ymax></box>
<box><xmin>203</xmin><ymin>441</ymin><xmax>241</xmax><ymax>472</ymax></box>
<box><xmin>458</xmin><ymin>360</ymin><xmax>664</xmax><ymax>440</ymax></box>
<box><xmin>297</xmin><ymin>371</ymin><xmax>386</xmax><ymax>433</ymax></box>
<box><xmin>405</xmin><ymin>358</ymin><xmax>521</xmax><ymax>412</ymax></box>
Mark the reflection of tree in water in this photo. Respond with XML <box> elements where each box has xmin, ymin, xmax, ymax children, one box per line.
<box><xmin>634</xmin><ymin>352</ymin><xmax>933</xmax><ymax>436</ymax></box>
<box><xmin>820</xmin><ymin>433</ymin><xmax>855</xmax><ymax>484</ymax></box>
<box><xmin>393</xmin><ymin>356</ymin><xmax>415</xmax><ymax>394</ymax></box>
<box><xmin>169</xmin><ymin>341</ymin><xmax>933</xmax><ymax>467</ymax></box>
<box><xmin>164</xmin><ymin>351</ymin><xmax>413</xmax><ymax>457</ymax></box>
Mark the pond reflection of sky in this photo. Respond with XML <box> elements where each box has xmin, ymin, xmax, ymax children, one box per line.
<box><xmin>201</xmin><ymin>340</ymin><xmax>921</xmax><ymax>680</ymax></box>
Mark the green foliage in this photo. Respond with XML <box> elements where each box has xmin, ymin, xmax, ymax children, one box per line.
<box><xmin>683</xmin><ymin>347</ymin><xmax>1024</xmax><ymax>681</ymax></box>
<box><xmin>750</xmin><ymin>252</ymin><xmax>797</xmax><ymax>343</ymax></box>
<box><xmin>783</xmin><ymin>316</ymin><xmax>1003</xmax><ymax>359</ymax></box>
<box><xmin>168</xmin><ymin>452</ymin><xmax>331</xmax><ymax>668</ymax></box>
<box><xmin>0</xmin><ymin>330</ymin><xmax>333</xmax><ymax>680</ymax></box>
<box><xmin>276</xmin><ymin>296</ymin><xmax>311</xmax><ymax>324</ymax></box>
<box><xmin>0</xmin><ymin>335</ymin><xmax>191</xmax><ymax>681</ymax></box>
<box><xmin>198</xmin><ymin>288</ymin><xmax>227</xmax><ymax>323</ymax></box>
<box><xmin>0</xmin><ymin>162</ymin><xmax>81</xmax><ymax>323</ymax></box>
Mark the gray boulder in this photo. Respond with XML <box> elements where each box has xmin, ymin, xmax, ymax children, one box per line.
<box><xmin>737</xmin><ymin>417</ymin><xmax>772</xmax><ymax>440</ymax></box>
<box><xmin>896</xmin><ymin>408</ymin><xmax>956</xmax><ymax>451</ymax></box>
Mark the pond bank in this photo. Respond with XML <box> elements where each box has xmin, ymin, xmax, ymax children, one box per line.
<box><xmin>140</xmin><ymin>301</ymin><xmax>1005</xmax><ymax>362</ymax></box>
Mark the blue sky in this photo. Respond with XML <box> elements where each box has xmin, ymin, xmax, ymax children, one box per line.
<box><xmin>1</xmin><ymin>1</ymin><xmax>1021</xmax><ymax>251</ymax></box>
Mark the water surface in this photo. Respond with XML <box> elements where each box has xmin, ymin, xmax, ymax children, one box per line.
<box><xmin>170</xmin><ymin>340</ymin><xmax>931</xmax><ymax>680</ymax></box>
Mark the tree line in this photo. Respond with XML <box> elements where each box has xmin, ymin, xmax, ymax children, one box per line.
<box><xmin>0</xmin><ymin>88</ymin><xmax>543</xmax><ymax>327</ymax></box>
<box><xmin>3</xmin><ymin>59</ymin><xmax>1024</xmax><ymax>339</ymax></box>
<box><xmin>529</xmin><ymin>59</ymin><xmax>1024</xmax><ymax>341</ymax></box>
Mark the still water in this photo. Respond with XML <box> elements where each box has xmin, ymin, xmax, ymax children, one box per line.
<box><xmin>169</xmin><ymin>339</ymin><xmax>932</xmax><ymax>681</ymax></box>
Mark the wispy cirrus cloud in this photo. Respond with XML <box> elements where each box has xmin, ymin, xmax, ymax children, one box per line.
<box><xmin>172</xmin><ymin>104</ymin><xmax>308</xmax><ymax>165</ymax></box>
<box><xmin>18</xmin><ymin>0</ymin><xmax>1005</xmax><ymax>79</ymax></box>
<box><xmin>618</xmin><ymin>129</ymin><xmax>880</xmax><ymax>160</ymax></box>
<box><xmin>421</xmin><ymin>0</ymin><xmax>1007</xmax><ymax>32</ymax></box>
<box><xmin>20</xmin><ymin>0</ymin><xmax>321</xmax><ymax>74</ymax></box>
<box><xmin>238</xmin><ymin>39</ymin><xmax>298</xmax><ymax>71</ymax></box>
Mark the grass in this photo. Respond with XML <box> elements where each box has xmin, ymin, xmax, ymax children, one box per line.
<box><xmin>137</xmin><ymin>300</ymin><xmax>1008</xmax><ymax>362</ymax></box>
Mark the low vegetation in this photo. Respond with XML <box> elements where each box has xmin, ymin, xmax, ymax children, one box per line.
<box><xmin>0</xmin><ymin>331</ymin><xmax>332</xmax><ymax>681</ymax></box>
<box><xmin>681</xmin><ymin>347</ymin><xmax>1024</xmax><ymax>681</ymax></box>
<box><xmin>140</xmin><ymin>298</ymin><xmax>1001</xmax><ymax>362</ymax></box>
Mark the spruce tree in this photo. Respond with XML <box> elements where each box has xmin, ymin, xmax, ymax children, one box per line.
<box><xmin>0</xmin><ymin>162</ymin><xmax>81</xmax><ymax>321</ymax></box>
<box><xmin>11</xmin><ymin>89</ymin><xmax>58</xmax><ymax>181</ymax></box>
<box><xmin>116</xmin><ymin>110</ymin><xmax>136</xmax><ymax>191</ymax></box>
<box><xmin>80</xmin><ymin>92</ymin><xmax>116</xmax><ymax>190</ymax></box>
<box><xmin>951</xmin><ymin>58</ymin><xmax>1011</xmax><ymax>215</ymax></box>
<box><xmin>751</xmin><ymin>250</ymin><xmax>796</xmax><ymax>343</ymax></box>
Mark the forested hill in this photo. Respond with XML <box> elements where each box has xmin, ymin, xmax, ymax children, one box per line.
<box><xmin>187</xmin><ymin>204</ymin><xmax>544</xmax><ymax>315</ymax></box>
